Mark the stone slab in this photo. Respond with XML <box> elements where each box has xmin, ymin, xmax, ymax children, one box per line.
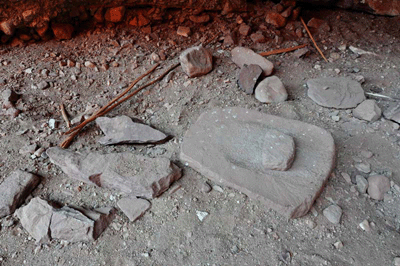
<box><xmin>180</xmin><ymin>108</ymin><xmax>335</xmax><ymax>219</ymax></box>
<box><xmin>0</xmin><ymin>170</ymin><xmax>40</xmax><ymax>218</ymax></box>
<box><xmin>47</xmin><ymin>147</ymin><xmax>182</xmax><ymax>199</ymax></box>
<box><xmin>96</xmin><ymin>115</ymin><xmax>168</xmax><ymax>145</ymax></box>
<box><xmin>307</xmin><ymin>77</ymin><xmax>365</xmax><ymax>109</ymax></box>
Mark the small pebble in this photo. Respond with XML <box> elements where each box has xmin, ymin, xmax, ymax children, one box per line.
<box><xmin>201</xmin><ymin>182</ymin><xmax>212</xmax><ymax>193</ymax></box>
<box><xmin>333</xmin><ymin>241</ymin><xmax>343</xmax><ymax>249</ymax></box>
<box><xmin>323</xmin><ymin>205</ymin><xmax>342</xmax><ymax>224</ymax></box>
<box><xmin>196</xmin><ymin>211</ymin><xmax>209</xmax><ymax>221</ymax></box>
<box><xmin>359</xmin><ymin>219</ymin><xmax>371</xmax><ymax>232</ymax></box>
<box><xmin>355</xmin><ymin>162</ymin><xmax>371</xmax><ymax>174</ymax></box>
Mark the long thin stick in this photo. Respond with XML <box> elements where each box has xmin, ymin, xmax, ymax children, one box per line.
<box><xmin>259</xmin><ymin>44</ymin><xmax>308</xmax><ymax>57</ymax></box>
<box><xmin>64</xmin><ymin>63</ymin><xmax>160</xmax><ymax>135</ymax></box>
<box><xmin>59</xmin><ymin>63</ymin><xmax>180</xmax><ymax>148</ymax></box>
<box><xmin>60</xmin><ymin>103</ymin><xmax>71</xmax><ymax>128</ymax></box>
<box><xmin>300</xmin><ymin>17</ymin><xmax>328</xmax><ymax>62</ymax></box>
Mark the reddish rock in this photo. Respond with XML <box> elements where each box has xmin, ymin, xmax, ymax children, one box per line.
<box><xmin>0</xmin><ymin>20</ymin><xmax>15</xmax><ymax>36</ymax></box>
<box><xmin>104</xmin><ymin>6</ymin><xmax>126</xmax><ymax>23</ymax></box>
<box><xmin>250</xmin><ymin>32</ymin><xmax>266</xmax><ymax>43</ymax></box>
<box><xmin>117</xmin><ymin>197</ymin><xmax>151</xmax><ymax>222</ymax></box>
<box><xmin>281</xmin><ymin>6</ymin><xmax>294</xmax><ymax>18</ymax></box>
<box><xmin>231</xmin><ymin>46</ymin><xmax>274</xmax><ymax>76</ymax></box>
<box><xmin>238</xmin><ymin>23</ymin><xmax>251</xmax><ymax>36</ymax></box>
<box><xmin>237</xmin><ymin>64</ymin><xmax>263</xmax><ymax>94</ymax></box>
<box><xmin>177</xmin><ymin>26</ymin><xmax>191</xmax><ymax>37</ymax></box>
<box><xmin>93</xmin><ymin>7</ymin><xmax>104</xmax><ymax>22</ymax></box>
<box><xmin>51</xmin><ymin>23</ymin><xmax>74</xmax><ymax>40</ymax></box>
<box><xmin>179</xmin><ymin>46</ymin><xmax>213</xmax><ymax>78</ymax></box>
<box><xmin>266</xmin><ymin>12</ymin><xmax>287</xmax><ymax>28</ymax></box>
<box><xmin>189</xmin><ymin>14</ymin><xmax>210</xmax><ymax>23</ymax></box>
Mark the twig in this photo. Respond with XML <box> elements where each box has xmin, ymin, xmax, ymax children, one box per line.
<box><xmin>300</xmin><ymin>17</ymin><xmax>328</xmax><ymax>62</ymax></box>
<box><xmin>60</xmin><ymin>103</ymin><xmax>71</xmax><ymax>128</ymax></box>
<box><xmin>59</xmin><ymin>62</ymin><xmax>180</xmax><ymax>148</ymax></box>
<box><xmin>259</xmin><ymin>44</ymin><xmax>308</xmax><ymax>57</ymax></box>
<box><xmin>366</xmin><ymin>92</ymin><xmax>400</xmax><ymax>101</ymax></box>
<box><xmin>65</xmin><ymin>63</ymin><xmax>160</xmax><ymax>135</ymax></box>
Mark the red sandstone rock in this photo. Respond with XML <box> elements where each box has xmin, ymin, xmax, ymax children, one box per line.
<box><xmin>105</xmin><ymin>6</ymin><xmax>126</xmax><ymax>23</ymax></box>
<box><xmin>266</xmin><ymin>12</ymin><xmax>287</xmax><ymax>28</ymax></box>
<box><xmin>51</xmin><ymin>23</ymin><xmax>74</xmax><ymax>40</ymax></box>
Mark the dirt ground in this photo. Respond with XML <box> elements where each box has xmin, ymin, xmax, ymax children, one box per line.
<box><xmin>1</xmin><ymin>4</ymin><xmax>400</xmax><ymax>266</ymax></box>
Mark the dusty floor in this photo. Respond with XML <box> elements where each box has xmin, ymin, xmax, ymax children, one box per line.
<box><xmin>1</xmin><ymin>4</ymin><xmax>400</xmax><ymax>266</ymax></box>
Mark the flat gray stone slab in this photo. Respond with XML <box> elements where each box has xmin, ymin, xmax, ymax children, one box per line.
<box><xmin>47</xmin><ymin>147</ymin><xmax>181</xmax><ymax>199</ymax></box>
<box><xmin>180</xmin><ymin>108</ymin><xmax>335</xmax><ymax>218</ymax></box>
<box><xmin>307</xmin><ymin>77</ymin><xmax>365</xmax><ymax>109</ymax></box>
<box><xmin>0</xmin><ymin>170</ymin><xmax>40</xmax><ymax>218</ymax></box>
<box><xmin>231</xmin><ymin>47</ymin><xmax>274</xmax><ymax>76</ymax></box>
<box><xmin>96</xmin><ymin>115</ymin><xmax>168</xmax><ymax>145</ymax></box>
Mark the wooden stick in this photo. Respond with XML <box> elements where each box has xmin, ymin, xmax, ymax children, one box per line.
<box><xmin>300</xmin><ymin>17</ymin><xmax>328</xmax><ymax>62</ymax></box>
<box><xmin>259</xmin><ymin>44</ymin><xmax>308</xmax><ymax>57</ymax></box>
<box><xmin>60</xmin><ymin>103</ymin><xmax>71</xmax><ymax>128</ymax></box>
<box><xmin>59</xmin><ymin>63</ymin><xmax>180</xmax><ymax>149</ymax></box>
<box><xmin>64</xmin><ymin>63</ymin><xmax>160</xmax><ymax>135</ymax></box>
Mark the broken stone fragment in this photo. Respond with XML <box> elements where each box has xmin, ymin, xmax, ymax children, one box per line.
<box><xmin>47</xmin><ymin>147</ymin><xmax>182</xmax><ymax>198</ymax></box>
<box><xmin>96</xmin><ymin>116</ymin><xmax>168</xmax><ymax>145</ymax></box>
<box><xmin>50</xmin><ymin>206</ymin><xmax>95</xmax><ymax>242</ymax></box>
<box><xmin>181</xmin><ymin>108</ymin><xmax>335</xmax><ymax>219</ymax></box>
<box><xmin>16</xmin><ymin>197</ymin><xmax>115</xmax><ymax>243</ymax></box>
<box><xmin>265</xmin><ymin>12</ymin><xmax>287</xmax><ymax>28</ymax></box>
<box><xmin>231</xmin><ymin>47</ymin><xmax>274</xmax><ymax>76</ymax></box>
<box><xmin>0</xmin><ymin>170</ymin><xmax>40</xmax><ymax>218</ymax></box>
<box><xmin>117</xmin><ymin>197</ymin><xmax>151</xmax><ymax>222</ymax></box>
<box><xmin>2</xmin><ymin>89</ymin><xmax>20</xmax><ymax>109</ymax></box>
<box><xmin>306</xmin><ymin>77</ymin><xmax>365</xmax><ymax>109</ymax></box>
<box><xmin>237</xmin><ymin>64</ymin><xmax>263</xmax><ymax>94</ymax></box>
<box><xmin>104</xmin><ymin>6</ymin><xmax>126</xmax><ymax>23</ymax></box>
<box><xmin>353</xmin><ymin>100</ymin><xmax>381</xmax><ymax>122</ymax></box>
<box><xmin>179</xmin><ymin>46</ymin><xmax>213</xmax><ymax>78</ymax></box>
<box><xmin>15</xmin><ymin>197</ymin><xmax>53</xmax><ymax>243</ymax></box>
<box><xmin>323</xmin><ymin>204</ymin><xmax>342</xmax><ymax>224</ymax></box>
<box><xmin>0</xmin><ymin>20</ymin><xmax>15</xmax><ymax>36</ymax></box>
<box><xmin>255</xmin><ymin>75</ymin><xmax>288</xmax><ymax>103</ymax></box>
<box><xmin>189</xmin><ymin>14</ymin><xmax>210</xmax><ymax>23</ymax></box>
<box><xmin>368</xmin><ymin>175</ymin><xmax>390</xmax><ymax>200</ymax></box>
<box><xmin>383</xmin><ymin>103</ymin><xmax>400</xmax><ymax>124</ymax></box>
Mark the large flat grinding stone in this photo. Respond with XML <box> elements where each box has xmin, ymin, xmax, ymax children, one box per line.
<box><xmin>180</xmin><ymin>108</ymin><xmax>336</xmax><ymax>218</ymax></box>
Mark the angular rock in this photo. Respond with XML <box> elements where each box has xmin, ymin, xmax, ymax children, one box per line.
<box><xmin>15</xmin><ymin>197</ymin><xmax>53</xmax><ymax>243</ymax></box>
<box><xmin>2</xmin><ymin>89</ymin><xmax>20</xmax><ymax>109</ymax></box>
<box><xmin>237</xmin><ymin>64</ymin><xmax>262</xmax><ymax>94</ymax></box>
<box><xmin>181</xmin><ymin>108</ymin><xmax>335</xmax><ymax>219</ymax></box>
<box><xmin>383</xmin><ymin>103</ymin><xmax>400</xmax><ymax>124</ymax></box>
<box><xmin>51</xmin><ymin>23</ymin><xmax>74</xmax><ymax>40</ymax></box>
<box><xmin>231</xmin><ymin>47</ymin><xmax>274</xmax><ymax>76</ymax></box>
<box><xmin>47</xmin><ymin>147</ymin><xmax>181</xmax><ymax>198</ymax></box>
<box><xmin>355</xmin><ymin>162</ymin><xmax>371</xmax><ymax>174</ymax></box>
<box><xmin>179</xmin><ymin>46</ymin><xmax>213</xmax><ymax>78</ymax></box>
<box><xmin>117</xmin><ymin>197</ymin><xmax>151</xmax><ymax>222</ymax></box>
<box><xmin>0</xmin><ymin>20</ymin><xmax>15</xmax><ymax>36</ymax></box>
<box><xmin>265</xmin><ymin>12</ymin><xmax>287</xmax><ymax>28</ymax></box>
<box><xmin>0</xmin><ymin>170</ymin><xmax>40</xmax><ymax>218</ymax></box>
<box><xmin>37</xmin><ymin>81</ymin><xmax>49</xmax><ymax>90</ymax></box>
<box><xmin>307</xmin><ymin>77</ymin><xmax>366</xmax><ymax>109</ymax></box>
<box><xmin>353</xmin><ymin>100</ymin><xmax>381</xmax><ymax>122</ymax></box>
<box><xmin>356</xmin><ymin>175</ymin><xmax>368</xmax><ymax>193</ymax></box>
<box><xmin>323</xmin><ymin>205</ymin><xmax>342</xmax><ymax>224</ymax></box>
<box><xmin>250</xmin><ymin>32</ymin><xmax>266</xmax><ymax>43</ymax></box>
<box><xmin>293</xmin><ymin>47</ymin><xmax>310</xmax><ymax>58</ymax></box>
<box><xmin>238</xmin><ymin>23</ymin><xmax>251</xmax><ymax>36</ymax></box>
<box><xmin>96</xmin><ymin>116</ymin><xmax>168</xmax><ymax>145</ymax></box>
<box><xmin>16</xmin><ymin>197</ymin><xmax>115</xmax><ymax>243</ymax></box>
<box><xmin>189</xmin><ymin>14</ymin><xmax>210</xmax><ymax>23</ymax></box>
<box><xmin>255</xmin><ymin>75</ymin><xmax>288</xmax><ymax>103</ymax></box>
<box><xmin>104</xmin><ymin>6</ymin><xmax>126</xmax><ymax>23</ymax></box>
<box><xmin>368</xmin><ymin>175</ymin><xmax>390</xmax><ymax>200</ymax></box>
<box><xmin>75</xmin><ymin>207</ymin><xmax>116</xmax><ymax>240</ymax></box>
<box><xmin>50</xmin><ymin>206</ymin><xmax>95</xmax><ymax>242</ymax></box>
<box><xmin>177</xmin><ymin>26</ymin><xmax>191</xmax><ymax>37</ymax></box>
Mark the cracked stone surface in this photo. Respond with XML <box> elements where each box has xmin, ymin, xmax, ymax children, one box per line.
<box><xmin>307</xmin><ymin>77</ymin><xmax>365</xmax><ymax>109</ymax></box>
<box><xmin>96</xmin><ymin>115</ymin><xmax>168</xmax><ymax>145</ymax></box>
<box><xmin>47</xmin><ymin>147</ymin><xmax>182</xmax><ymax>198</ymax></box>
<box><xmin>180</xmin><ymin>108</ymin><xmax>336</xmax><ymax>218</ymax></box>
